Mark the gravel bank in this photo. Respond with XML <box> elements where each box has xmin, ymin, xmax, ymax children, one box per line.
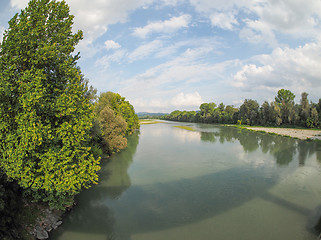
<box><xmin>245</xmin><ymin>127</ymin><xmax>321</xmax><ymax>140</ymax></box>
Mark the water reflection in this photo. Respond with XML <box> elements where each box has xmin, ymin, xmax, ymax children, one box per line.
<box><xmin>172</xmin><ymin>128</ymin><xmax>201</xmax><ymax>143</ymax></box>
<box><xmin>197</xmin><ymin>125</ymin><xmax>321</xmax><ymax>167</ymax></box>
<box><xmin>52</xmin><ymin>132</ymin><xmax>140</xmax><ymax>240</ymax></box>
<box><xmin>200</xmin><ymin>132</ymin><xmax>218</xmax><ymax>142</ymax></box>
<box><xmin>53</xmin><ymin>124</ymin><xmax>321</xmax><ymax>240</ymax></box>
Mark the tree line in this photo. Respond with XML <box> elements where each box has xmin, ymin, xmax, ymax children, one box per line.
<box><xmin>0</xmin><ymin>0</ymin><xmax>139</xmax><ymax>239</ymax></box>
<box><xmin>162</xmin><ymin>89</ymin><xmax>321</xmax><ymax>129</ymax></box>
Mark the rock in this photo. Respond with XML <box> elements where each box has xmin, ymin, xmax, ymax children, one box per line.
<box><xmin>35</xmin><ymin>225</ymin><xmax>49</xmax><ymax>240</ymax></box>
<box><xmin>44</xmin><ymin>225</ymin><xmax>52</xmax><ymax>232</ymax></box>
<box><xmin>53</xmin><ymin>220</ymin><xmax>63</xmax><ymax>229</ymax></box>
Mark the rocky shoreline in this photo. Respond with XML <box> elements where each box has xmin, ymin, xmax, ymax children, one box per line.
<box><xmin>33</xmin><ymin>209</ymin><xmax>62</xmax><ymax>239</ymax></box>
<box><xmin>24</xmin><ymin>207</ymin><xmax>64</xmax><ymax>240</ymax></box>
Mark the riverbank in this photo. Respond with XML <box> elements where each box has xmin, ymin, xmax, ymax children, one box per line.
<box><xmin>242</xmin><ymin>126</ymin><xmax>321</xmax><ymax>140</ymax></box>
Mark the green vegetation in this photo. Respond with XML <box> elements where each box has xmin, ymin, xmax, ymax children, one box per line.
<box><xmin>0</xmin><ymin>0</ymin><xmax>100</xmax><ymax>210</ymax></box>
<box><xmin>174</xmin><ymin>126</ymin><xmax>195</xmax><ymax>131</ymax></box>
<box><xmin>162</xmin><ymin>89</ymin><xmax>321</xmax><ymax>129</ymax></box>
<box><xmin>93</xmin><ymin>91</ymin><xmax>139</xmax><ymax>155</ymax></box>
<box><xmin>0</xmin><ymin>0</ymin><xmax>139</xmax><ymax>238</ymax></box>
<box><xmin>95</xmin><ymin>92</ymin><xmax>139</xmax><ymax>135</ymax></box>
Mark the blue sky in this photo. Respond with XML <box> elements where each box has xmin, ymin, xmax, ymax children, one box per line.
<box><xmin>1</xmin><ymin>0</ymin><xmax>321</xmax><ymax>112</ymax></box>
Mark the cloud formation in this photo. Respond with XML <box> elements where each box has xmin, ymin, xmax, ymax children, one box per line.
<box><xmin>4</xmin><ymin>0</ymin><xmax>321</xmax><ymax>112</ymax></box>
<box><xmin>210</xmin><ymin>12</ymin><xmax>238</xmax><ymax>30</ymax></box>
<box><xmin>128</xmin><ymin>40</ymin><xmax>163</xmax><ymax>61</ymax></box>
<box><xmin>171</xmin><ymin>92</ymin><xmax>203</xmax><ymax>107</ymax></box>
<box><xmin>133</xmin><ymin>14</ymin><xmax>191</xmax><ymax>38</ymax></box>
<box><xmin>232</xmin><ymin>40</ymin><xmax>321</xmax><ymax>100</ymax></box>
<box><xmin>10</xmin><ymin>0</ymin><xmax>28</xmax><ymax>9</ymax></box>
<box><xmin>104</xmin><ymin>40</ymin><xmax>121</xmax><ymax>50</ymax></box>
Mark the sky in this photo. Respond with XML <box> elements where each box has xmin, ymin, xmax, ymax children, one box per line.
<box><xmin>1</xmin><ymin>0</ymin><xmax>321</xmax><ymax>113</ymax></box>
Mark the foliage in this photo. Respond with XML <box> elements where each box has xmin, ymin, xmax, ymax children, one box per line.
<box><xmin>275</xmin><ymin>89</ymin><xmax>296</xmax><ymax>124</ymax></box>
<box><xmin>162</xmin><ymin>89</ymin><xmax>321</xmax><ymax>130</ymax></box>
<box><xmin>275</xmin><ymin>89</ymin><xmax>295</xmax><ymax>105</ymax></box>
<box><xmin>98</xmin><ymin>105</ymin><xmax>127</xmax><ymax>154</ymax></box>
<box><xmin>0</xmin><ymin>0</ymin><xmax>100</xmax><ymax>209</ymax></box>
<box><xmin>162</xmin><ymin>103</ymin><xmax>237</xmax><ymax>124</ymax></box>
<box><xmin>300</xmin><ymin>92</ymin><xmax>310</xmax><ymax>124</ymax></box>
<box><xmin>94</xmin><ymin>91</ymin><xmax>139</xmax><ymax>154</ymax></box>
<box><xmin>96</xmin><ymin>92</ymin><xmax>139</xmax><ymax>135</ymax></box>
<box><xmin>239</xmin><ymin>99</ymin><xmax>259</xmax><ymax>126</ymax></box>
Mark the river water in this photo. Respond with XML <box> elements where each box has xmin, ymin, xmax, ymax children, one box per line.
<box><xmin>52</xmin><ymin>121</ymin><xmax>321</xmax><ymax>240</ymax></box>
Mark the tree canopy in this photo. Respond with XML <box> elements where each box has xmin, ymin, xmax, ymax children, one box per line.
<box><xmin>96</xmin><ymin>92</ymin><xmax>140</xmax><ymax>135</ymax></box>
<box><xmin>0</xmin><ymin>0</ymin><xmax>100</xmax><ymax>208</ymax></box>
<box><xmin>93</xmin><ymin>91</ymin><xmax>140</xmax><ymax>155</ymax></box>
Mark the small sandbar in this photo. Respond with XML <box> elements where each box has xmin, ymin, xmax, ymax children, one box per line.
<box><xmin>173</xmin><ymin>126</ymin><xmax>195</xmax><ymax>131</ymax></box>
<box><xmin>140</xmin><ymin>120</ymin><xmax>162</xmax><ymax>125</ymax></box>
<box><xmin>244</xmin><ymin>127</ymin><xmax>321</xmax><ymax>140</ymax></box>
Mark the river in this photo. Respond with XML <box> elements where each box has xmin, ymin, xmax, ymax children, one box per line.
<box><xmin>52</xmin><ymin>121</ymin><xmax>321</xmax><ymax>240</ymax></box>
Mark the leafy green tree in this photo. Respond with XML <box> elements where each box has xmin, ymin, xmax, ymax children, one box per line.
<box><xmin>317</xmin><ymin>99</ymin><xmax>321</xmax><ymax>126</ymax></box>
<box><xmin>239</xmin><ymin>99</ymin><xmax>259</xmax><ymax>125</ymax></box>
<box><xmin>0</xmin><ymin>0</ymin><xmax>100</xmax><ymax>208</ymax></box>
<box><xmin>98</xmin><ymin>105</ymin><xmax>127</xmax><ymax>154</ymax></box>
<box><xmin>199</xmin><ymin>102</ymin><xmax>216</xmax><ymax>122</ymax></box>
<box><xmin>307</xmin><ymin>107</ymin><xmax>319</xmax><ymax>128</ymax></box>
<box><xmin>259</xmin><ymin>101</ymin><xmax>273</xmax><ymax>125</ymax></box>
<box><xmin>94</xmin><ymin>91</ymin><xmax>139</xmax><ymax>154</ymax></box>
<box><xmin>299</xmin><ymin>92</ymin><xmax>310</xmax><ymax>126</ymax></box>
<box><xmin>96</xmin><ymin>92</ymin><xmax>139</xmax><ymax>135</ymax></box>
<box><xmin>275</xmin><ymin>89</ymin><xmax>296</xmax><ymax>105</ymax></box>
<box><xmin>275</xmin><ymin>89</ymin><xmax>296</xmax><ymax>124</ymax></box>
<box><xmin>224</xmin><ymin>105</ymin><xmax>238</xmax><ymax>124</ymax></box>
<box><xmin>270</xmin><ymin>102</ymin><xmax>282</xmax><ymax>125</ymax></box>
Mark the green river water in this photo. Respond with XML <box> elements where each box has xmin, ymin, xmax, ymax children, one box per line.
<box><xmin>52</xmin><ymin>121</ymin><xmax>321</xmax><ymax>240</ymax></box>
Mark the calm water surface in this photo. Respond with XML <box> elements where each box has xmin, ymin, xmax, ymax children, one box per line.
<box><xmin>52</xmin><ymin>122</ymin><xmax>321</xmax><ymax>240</ymax></box>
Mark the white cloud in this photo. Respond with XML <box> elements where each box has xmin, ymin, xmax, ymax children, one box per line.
<box><xmin>232</xmin><ymin>40</ymin><xmax>321</xmax><ymax>101</ymax></box>
<box><xmin>119</xmin><ymin>40</ymin><xmax>233</xmax><ymax>112</ymax></box>
<box><xmin>188</xmin><ymin>0</ymin><xmax>321</xmax><ymax>45</ymax></box>
<box><xmin>189</xmin><ymin>0</ymin><xmax>254</xmax><ymax>12</ymax></box>
<box><xmin>0</xmin><ymin>26</ymin><xmax>5</xmax><ymax>43</ymax></box>
<box><xmin>210</xmin><ymin>12</ymin><xmax>238</xmax><ymax>30</ymax></box>
<box><xmin>65</xmin><ymin>0</ymin><xmax>156</xmax><ymax>54</ymax></box>
<box><xmin>128</xmin><ymin>40</ymin><xmax>163</xmax><ymax>61</ymax></box>
<box><xmin>10</xmin><ymin>0</ymin><xmax>28</xmax><ymax>9</ymax></box>
<box><xmin>8</xmin><ymin>0</ymin><xmax>154</xmax><ymax>53</ymax></box>
<box><xmin>256</xmin><ymin>0</ymin><xmax>321</xmax><ymax>34</ymax></box>
<box><xmin>104</xmin><ymin>40</ymin><xmax>121</xmax><ymax>50</ymax></box>
<box><xmin>239</xmin><ymin>19</ymin><xmax>277</xmax><ymax>47</ymax></box>
<box><xmin>239</xmin><ymin>0</ymin><xmax>321</xmax><ymax>46</ymax></box>
<box><xmin>133</xmin><ymin>14</ymin><xmax>191</xmax><ymax>38</ymax></box>
<box><xmin>96</xmin><ymin>49</ymin><xmax>127</xmax><ymax>69</ymax></box>
<box><xmin>171</xmin><ymin>92</ymin><xmax>203</xmax><ymax>107</ymax></box>
<box><xmin>129</xmin><ymin>92</ymin><xmax>203</xmax><ymax>112</ymax></box>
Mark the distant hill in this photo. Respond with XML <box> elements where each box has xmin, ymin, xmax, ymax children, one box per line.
<box><xmin>137</xmin><ymin>112</ymin><xmax>167</xmax><ymax>119</ymax></box>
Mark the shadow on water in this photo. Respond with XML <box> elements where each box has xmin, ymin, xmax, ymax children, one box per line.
<box><xmin>54</xmin><ymin>168</ymin><xmax>278</xmax><ymax>240</ymax></box>
<box><xmin>52</xmin><ymin>125</ymin><xmax>321</xmax><ymax>239</ymax></box>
